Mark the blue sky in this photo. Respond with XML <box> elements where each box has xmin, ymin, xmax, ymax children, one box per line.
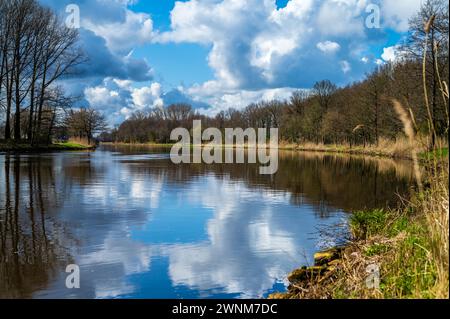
<box><xmin>38</xmin><ymin>0</ymin><xmax>424</xmax><ymax>124</ymax></box>
<box><xmin>129</xmin><ymin>0</ymin><xmax>214</xmax><ymax>87</ymax></box>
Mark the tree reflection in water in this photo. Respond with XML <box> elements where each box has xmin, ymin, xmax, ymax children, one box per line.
<box><xmin>0</xmin><ymin>155</ymin><xmax>74</xmax><ymax>298</ymax></box>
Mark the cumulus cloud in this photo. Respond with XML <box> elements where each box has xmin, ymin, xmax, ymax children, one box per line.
<box><xmin>85</xmin><ymin>87</ymin><xmax>121</xmax><ymax>107</ymax></box>
<box><xmin>380</xmin><ymin>0</ymin><xmax>423</xmax><ymax>32</ymax></box>
<box><xmin>39</xmin><ymin>0</ymin><xmax>155</xmax><ymax>83</ymax></box>
<box><xmin>40</xmin><ymin>0</ymin><xmax>156</xmax><ymax>53</ymax></box>
<box><xmin>83</xmin><ymin>79</ymin><xmax>212</xmax><ymax>124</ymax></box>
<box><xmin>157</xmin><ymin>0</ymin><xmax>382</xmax><ymax>97</ymax></box>
<box><xmin>131</xmin><ymin>83</ymin><xmax>162</xmax><ymax>108</ymax></box>
<box><xmin>381</xmin><ymin>46</ymin><xmax>397</xmax><ymax>62</ymax></box>
<box><xmin>84</xmin><ymin>10</ymin><xmax>155</xmax><ymax>53</ymax></box>
<box><xmin>189</xmin><ymin>87</ymin><xmax>297</xmax><ymax>115</ymax></box>
<box><xmin>316</xmin><ymin>0</ymin><xmax>367</xmax><ymax>37</ymax></box>
<box><xmin>84</xmin><ymin>78</ymin><xmax>131</xmax><ymax>124</ymax></box>
<box><xmin>381</xmin><ymin>45</ymin><xmax>407</xmax><ymax>63</ymax></box>
<box><xmin>317</xmin><ymin>41</ymin><xmax>341</xmax><ymax>54</ymax></box>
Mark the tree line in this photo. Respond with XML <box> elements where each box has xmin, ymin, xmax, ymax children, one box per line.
<box><xmin>102</xmin><ymin>0</ymin><xmax>448</xmax><ymax>148</ymax></box>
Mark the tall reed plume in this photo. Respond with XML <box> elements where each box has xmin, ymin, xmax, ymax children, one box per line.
<box><xmin>391</xmin><ymin>99</ymin><xmax>423</xmax><ymax>192</ymax></box>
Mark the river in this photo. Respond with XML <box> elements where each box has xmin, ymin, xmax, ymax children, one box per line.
<box><xmin>0</xmin><ymin>145</ymin><xmax>414</xmax><ymax>299</ymax></box>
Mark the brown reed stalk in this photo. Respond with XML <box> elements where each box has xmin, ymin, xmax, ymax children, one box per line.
<box><xmin>391</xmin><ymin>99</ymin><xmax>423</xmax><ymax>192</ymax></box>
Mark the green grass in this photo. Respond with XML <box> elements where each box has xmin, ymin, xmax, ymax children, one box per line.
<box><xmin>53</xmin><ymin>142</ymin><xmax>92</xmax><ymax>149</ymax></box>
<box><xmin>101</xmin><ymin>142</ymin><xmax>175</xmax><ymax>147</ymax></box>
<box><xmin>364</xmin><ymin>243</ymin><xmax>390</xmax><ymax>257</ymax></box>
<box><xmin>349</xmin><ymin>207</ymin><xmax>443</xmax><ymax>298</ymax></box>
<box><xmin>350</xmin><ymin>209</ymin><xmax>389</xmax><ymax>239</ymax></box>
<box><xmin>381</xmin><ymin>218</ymin><xmax>437</xmax><ymax>298</ymax></box>
<box><xmin>0</xmin><ymin>141</ymin><xmax>93</xmax><ymax>152</ymax></box>
<box><xmin>419</xmin><ymin>148</ymin><xmax>449</xmax><ymax>160</ymax></box>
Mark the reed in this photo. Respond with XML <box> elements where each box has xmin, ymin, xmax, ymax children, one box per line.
<box><xmin>293</xmin><ymin>137</ymin><xmax>441</xmax><ymax>160</ymax></box>
<box><xmin>391</xmin><ymin>99</ymin><xmax>423</xmax><ymax>192</ymax></box>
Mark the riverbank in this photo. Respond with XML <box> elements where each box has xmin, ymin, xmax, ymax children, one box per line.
<box><xmin>0</xmin><ymin>141</ymin><xmax>95</xmax><ymax>153</ymax></box>
<box><xmin>102</xmin><ymin>142</ymin><xmax>175</xmax><ymax>148</ymax></box>
<box><xmin>285</xmin><ymin>139</ymin><xmax>448</xmax><ymax>161</ymax></box>
<box><xmin>102</xmin><ymin>139</ymin><xmax>448</xmax><ymax>162</ymax></box>
<box><xmin>270</xmin><ymin>160</ymin><xmax>449</xmax><ymax>299</ymax></box>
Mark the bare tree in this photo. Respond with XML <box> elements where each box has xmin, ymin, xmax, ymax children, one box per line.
<box><xmin>65</xmin><ymin>108</ymin><xmax>108</xmax><ymax>145</ymax></box>
<box><xmin>0</xmin><ymin>0</ymin><xmax>83</xmax><ymax>144</ymax></box>
<box><xmin>313</xmin><ymin>80</ymin><xmax>337</xmax><ymax>111</ymax></box>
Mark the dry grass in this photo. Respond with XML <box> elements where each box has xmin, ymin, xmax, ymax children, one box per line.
<box><xmin>272</xmin><ymin>166</ymin><xmax>449</xmax><ymax>299</ymax></box>
<box><xmin>421</xmin><ymin>166</ymin><xmax>449</xmax><ymax>298</ymax></box>
<box><xmin>290</xmin><ymin>137</ymin><xmax>434</xmax><ymax>160</ymax></box>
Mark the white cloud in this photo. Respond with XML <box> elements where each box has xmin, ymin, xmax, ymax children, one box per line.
<box><xmin>381</xmin><ymin>45</ymin><xmax>407</xmax><ymax>63</ymax></box>
<box><xmin>381</xmin><ymin>0</ymin><xmax>423</xmax><ymax>32</ymax></box>
<box><xmin>189</xmin><ymin>87</ymin><xmax>298</xmax><ymax>115</ymax></box>
<box><xmin>150</xmin><ymin>82</ymin><xmax>162</xmax><ymax>97</ymax></box>
<box><xmin>316</xmin><ymin>0</ymin><xmax>366</xmax><ymax>37</ymax></box>
<box><xmin>155</xmin><ymin>0</ymin><xmax>387</xmax><ymax>106</ymax></box>
<box><xmin>84</xmin><ymin>78</ymin><xmax>165</xmax><ymax>124</ymax></box>
<box><xmin>131</xmin><ymin>83</ymin><xmax>162</xmax><ymax>109</ymax></box>
<box><xmin>84</xmin><ymin>78</ymin><xmax>211</xmax><ymax>123</ymax></box>
<box><xmin>85</xmin><ymin>86</ymin><xmax>122</xmax><ymax>108</ymax></box>
<box><xmin>317</xmin><ymin>41</ymin><xmax>341</xmax><ymax>54</ymax></box>
<box><xmin>130</xmin><ymin>87</ymin><xmax>154</xmax><ymax>109</ymax></box>
<box><xmin>84</xmin><ymin>9</ymin><xmax>155</xmax><ymax>52</ymax></box>
<box><xmin>340</xmin><ymin>60</ymin><xmax>351</xmax><ymax>73</ymax></box>
<box><xmin>113</xmin><ymin>79</ymin><xmax>133</xmax><ymax>89</ymax></box>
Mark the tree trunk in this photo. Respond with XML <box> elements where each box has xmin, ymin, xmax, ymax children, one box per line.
<box><xmin>431</xmin><ymin>29</ymin><xmax>437</xmax><ymax>148</ymax></box>
<box><xmin>5</xmin><ymin>59</ymin><xmax>13</xmax><ymax>140</ymax></box>
<box><xmin>28</xmin><ymin>80</ymin><xmax>35</xmax><ymax>142</ymax></box>
<box><xmin>35</xmin><ymin>59</ymin><xmax>48</xmax><ymax>143</ymax></box>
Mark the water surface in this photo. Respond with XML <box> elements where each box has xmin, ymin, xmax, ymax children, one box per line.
<box><xmin>0</xmin><ymin>146</ymin><xmax>414</xmax><ymax>299</ymax></box>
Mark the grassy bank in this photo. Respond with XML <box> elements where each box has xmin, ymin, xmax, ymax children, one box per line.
<box><xmin>287</xmin><ymin>138</ymin><xmax>448</xmax><ymax>161</ymax></box>
<box><xmin>270</xmin><ymin>160</ymin><xmax>449</xmax><ymax>299</ymax></box>
<box><xmin>102</xmin><ymin>138</ymin><xmax>448</xmax><ymax>161</ymax></box>
<box><xmin>101</xmin><ymin>142</ymin><xmax>175</xmax><ymax>148</ymax></box>
<box><xmin>270</xmin><ymin>92</ymin><xmax>449</xmax><ymax>298</ymax></box>
<box><xmin>0</xmin><ymin>141</ymin><xmax>95</xmax><ymax>152</ymax></box>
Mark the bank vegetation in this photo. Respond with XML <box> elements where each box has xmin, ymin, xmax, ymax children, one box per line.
<box><xmin>270</xmin><ymin>0</ymin><xmax>449</xmax><ymax>299</ymax></box>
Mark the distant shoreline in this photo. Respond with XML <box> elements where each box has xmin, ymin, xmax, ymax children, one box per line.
<box><xmin>0</xmin><ymin>142</ymin><xmax>95</xmax><ymax>153</ymax></box>
<box><xmin>100</xmin><ymin>141</ymin><xmax>448</xmax><ymax>161</ymax></box>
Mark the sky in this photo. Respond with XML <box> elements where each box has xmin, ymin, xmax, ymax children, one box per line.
<box><xmin>38</xmin><ymin>0</ymin><xmax>424</xmax><ymax>125</ymax></box>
